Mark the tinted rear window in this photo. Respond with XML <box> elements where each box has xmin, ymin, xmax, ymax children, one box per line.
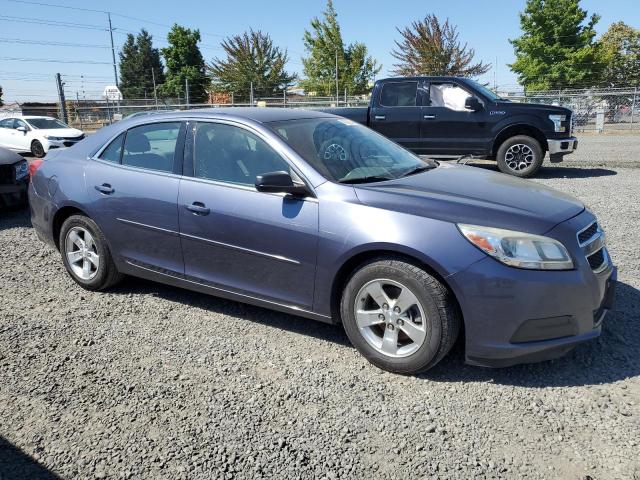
<box><xmin>379</xmin><ymin>82</ymin><xmax>418</xmax><ymax>107</ymax></box>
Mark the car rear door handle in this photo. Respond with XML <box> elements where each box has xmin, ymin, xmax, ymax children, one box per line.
<box><xmin>423</xmin><ymin>114</ymin><xmax>437</xmax><ymax>119</ymax></box>
<box><xmin>374</xmin><ymin>115</ymin><xmax>386</xmax><ymax>121</ymax></box>
<box><xmin>95</xmin><ymin>183</ymin><xmax>114</xmax><ymax>194</ymax></box>
<box><xmin>185</xmin><ymin>202</ymin><xmax>210</xmax><ymax>215</ymax></box>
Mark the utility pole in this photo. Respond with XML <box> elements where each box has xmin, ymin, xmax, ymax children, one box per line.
<box><xmin>107</xmin><ymin>12</ymin><xmax>118</xmax><ymax>86</ymax></box>
<box><xmin>335</xmin><ymin>50</ymin><xmax>339</xmax><ymax>105</ymax></box>
<box><xmin>76</xmin><ymin>91</ymin><xmax>83</xmax><ymax>130</ymax></box>
<box><xmin>55</xmin><ymin>73</ymin><xmax>68</xmax><ymax>124</ymax></box>
<box><xmin>185</xmin><ymin>77</ymin><xmax>190</xmax><ymax>108</ymax></box>
<box><xmin>151</xmin><ymin>68</ymin><xmax>159</xmax><ymax>109</ymax></box>
<box><xmin>494</xmin><ymin>57</ymin><xmax>498</xmax><ymax>92</ymax></box>
<box><xmin>283</xmin><ymin>88</ymin><xmax>286</xmax><ymax>106</ymax></box>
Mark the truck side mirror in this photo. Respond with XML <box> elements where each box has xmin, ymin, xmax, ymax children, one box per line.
<box><xmin>465</xmin><ymin>96</ymin><xmax>482</xmax><ymax>111</ymax></box>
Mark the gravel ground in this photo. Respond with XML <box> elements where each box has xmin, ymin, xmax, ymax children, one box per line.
<box><xmin>1</xmin><ymin>166</ymin><xmax>639</xmax><ymax>480</ymax></box>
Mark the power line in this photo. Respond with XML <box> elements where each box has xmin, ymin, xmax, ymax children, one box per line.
<box><xmin>0</xmin><ymin>56</ymin><xmax>113</xmax><ymax>64</ymax></box>
<box><xmin>0</xmin><ymin>14</ymin><xmax>108</xmax><ymax>30</ymax></box>
<box><xmin>0</xmin><ymin>37</ymin><xmax>111</xmax><ymax>48</ymax></box>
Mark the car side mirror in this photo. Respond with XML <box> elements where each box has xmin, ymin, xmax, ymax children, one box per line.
<box><xmin>255</xmin><ymin>171</ymin><xmax>310</xmax><ymax>197</ymax></box>
<box><xmin>465</xmin><ymin>96</ymin><xmax>482</xmax><ymax>111</ymax></box>
<box><xmin>16</xmin><ymin>126</ymin><xmax>28</xmax><ymax>133</ymax></box>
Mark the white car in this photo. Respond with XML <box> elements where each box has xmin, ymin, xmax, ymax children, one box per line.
<box><xmin>0</xmin><ymin>116</ymin><xmax>85</xmax><ymax>158</ymax></box>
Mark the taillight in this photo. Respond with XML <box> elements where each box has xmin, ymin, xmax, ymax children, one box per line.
<box><xmin>28</xmin><ymin>159</ymin><xmax>44</xmax><ymax>177</ymax></box>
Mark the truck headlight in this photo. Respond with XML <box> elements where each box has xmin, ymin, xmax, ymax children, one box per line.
<box><xmin>457</xmin><ymin>224</ymin><xmax>574</xmax><ymax>270</ymax></box>
<box><xmin>15</xmin><ymin>160</ymin><xmax>29</xmax><ymax>180</ymax></box>
<box><xmin>549</xmin><ymin>114</ymin><xmax>567</xmax><ymax>133</ymax></box>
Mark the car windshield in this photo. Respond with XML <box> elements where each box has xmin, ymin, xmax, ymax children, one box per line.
<box><xmin>268</xmin><ymin>118</ymin><xmax>436</xmax><ymax>183</ymax></box>
<box><xmin>464</xmin><ymin>80</ymin><xmax>504</xmax><ymax>102</ymax></box>
<box><xmin>26</xmin><ymin>118</ymin><xmax>69</xmax><ymax>129</ymax></box>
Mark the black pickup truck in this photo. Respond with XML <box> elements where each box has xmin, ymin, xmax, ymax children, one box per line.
<box><xmin>321</xmin><ymin>76</ymin><xmax>578</xmax><ymax>177</ymax></box>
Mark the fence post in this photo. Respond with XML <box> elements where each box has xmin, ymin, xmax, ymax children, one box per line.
<box><xmin>631</xmin><ymin>87</ymin><xmax>637</xmax><ymax>127</ymax></box>
<box><xmin>75</xmin><ymin>92</ymin><xmax>83</xmax><ymax>130</ymax></box>
<box><xmin>105</xmin><ymin>97</ymin><xmax>113</xmax><ymax>125</ymax></box>
<box><xmin>283</xmin><ymin>89</ymin><xmax>286</xmax><ymax>107</ymax></box>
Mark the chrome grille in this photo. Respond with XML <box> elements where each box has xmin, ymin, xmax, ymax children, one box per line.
<box><xmin>577</xmin><ymin>222</ymin><xmax>598</xmax><ymax>245</ymax></box>
<box><xmin>587</xmin><ymin>249</ymin><xmax>605</xmax><ymax>270</ymax></box>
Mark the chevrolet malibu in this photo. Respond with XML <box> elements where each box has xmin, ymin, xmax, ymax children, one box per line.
<box><xmin>29</xmin><ymin>109</ymin><xmax>616</xmax><ymax>374</ymax></box>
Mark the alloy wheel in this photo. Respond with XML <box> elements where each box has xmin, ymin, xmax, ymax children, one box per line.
<box><xmin>353</xmin><ymin>279</ymin><xmax>427</xmax><ymax>358</ymax></box>
<box><xmin>504</xmin><ymin>144</ymin><xmax>534</xmax><ymax>171</ymax></box>
<box><xmin>65</xmin><ymin>226</ymin><xmax>99</xmax><ymax>280</ymax></box>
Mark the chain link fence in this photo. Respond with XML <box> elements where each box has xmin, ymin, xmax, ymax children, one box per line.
<box><xmin>2</xmin><ymin>87</ymin><xmax>638</xmax><ymax>134</ymax></box>
<box><xmin>502</xmin><ymin>87</ymin><xmax>639</xmax><ymax>133</ymax></box>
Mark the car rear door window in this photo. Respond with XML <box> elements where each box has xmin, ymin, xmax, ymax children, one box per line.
<box><xmin>379</xmin><ymin>82</ymin><xmax>418</xmax><ymax>107</ymax></box>
<box><xmin>122</xmin><ymin>122</ymin><xmax>181</xmax><ymax>173</ymax></box>
<box><xmin>192</xmin><ymin>122</ymin><xmax>291</xmax><ymax>186</ymax></box>
<box><xmin>98</xmin><ymin>133</ymin><xmax>125</xmax><ymax>163</ymax></box>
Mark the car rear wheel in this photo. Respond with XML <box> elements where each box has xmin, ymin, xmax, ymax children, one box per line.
<box><xmin>59</xmin><ymin>215</ymin><xmax>123</xmax><ymax>290</ymax></box>
<box><xmin>31</xmin><ymin>140</ymin><xmax>46</xmax><ymax>158</ymax></box>
<box><xmin>496</xmin><ymin>135</ymin><xmax>543</xmax><ymax>178</ymax></box>
<box><xmin>340</xmin><ymin>258</ymin><xmax>460</xmax><ymax>374</ymax></box>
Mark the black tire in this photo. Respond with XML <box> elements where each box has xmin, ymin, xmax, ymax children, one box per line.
<box><xmin>31</xmin><ymin>140</ymin><xmax>46</xmax><ymax>158</ymax></box>
<box><xmin>496</xmin><ymin>135</ymin><xmax>543</xmax><ymax>178</ymax></box>
<box><xmin>340</xmin><ymin>257</ymin><xmax>460</xmax><ymax>374</ymax></box>
<box><xmin>59</xmin><ymin>214</ymin><xmax>123</xmax><ymax>290</ymax></box>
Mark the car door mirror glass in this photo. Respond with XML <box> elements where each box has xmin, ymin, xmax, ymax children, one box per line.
<box><xmin>255</xmin><ymin>171</ymin><xmax>309</xmax><ymax>196</ymax></box>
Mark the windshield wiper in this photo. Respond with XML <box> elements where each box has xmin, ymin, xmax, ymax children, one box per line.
<box><xmin>338</xmin><ymin>175</ymin><xmax>393</xmax><ymax>184</ymax></box>
<box><xmin>398</xmin><ymin>164</ymin><xmax>435</xmax><ymax>178</ymax></box>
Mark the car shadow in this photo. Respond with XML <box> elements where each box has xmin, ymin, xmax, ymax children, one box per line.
<box><xmin>111</xmin><ymin>276</ymin><xmax>352</xmax><ymax>347</ymax></box>
<box><xmin>112</xmin><ymin>276</ymin><xmax>640</xmax><ymax>388</ymax></box>
<box><xmin>0</xmin><ymin>436</ymin><xmax>61</xmax><ymax>480</ymax></box>
<box><xmin>462</xmin><ymin>162</ymin><xmax>618</xmax><ymax>179</ymax></box>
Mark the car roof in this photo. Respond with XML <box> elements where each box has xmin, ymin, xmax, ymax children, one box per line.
<box><xmin>124</xmin><ymin>107</ymin><xmax>335</xmax><ymax>124</ymax></box>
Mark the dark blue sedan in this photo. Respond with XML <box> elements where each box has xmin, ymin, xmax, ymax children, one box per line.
<box><xmin>29</xmin><ymin>108</ymin><xmax>616</xmax><ymax>373</ymax></box>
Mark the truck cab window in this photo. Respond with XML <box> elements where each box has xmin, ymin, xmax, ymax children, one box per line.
<box><xmin>380</xmin><ymin>82</ymin><xmax>418</xmax><ymax>107</ymax></box>
<box><xmin>429</xmin><ymin>83</ymin><xmax>471</xmax><ymax>111</ymax></box>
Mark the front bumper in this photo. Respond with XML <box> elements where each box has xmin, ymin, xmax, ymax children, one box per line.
<box><xmin>0</xmin><ymin>178</ymin><xmax>29</xmax><ymax>206</ymax></box>
<box><xmin>45</xmin><ymin>137</ymin><xmax>84</xmax><ymax>150</ymax></box>
<box><xmin>548</xmin><ymin>136</ymin><xmax>578</xmax><ymax>161</ymax></box>
<box><xmin>448</xmin><ymin>211</ymin><xmax>616</xmax><ymax>368</ymax></box>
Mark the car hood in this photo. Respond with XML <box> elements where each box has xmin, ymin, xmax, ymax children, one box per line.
<box><xmin>35</xmin><ymin>128</ymin><xmax>84</xmax><ymax>138</ymax></box>
<box><xmin>353</xmin><ymin>163</ymin><xmax>584</xmax><ymax>234</ymax></box>
<box><xmin>0</xmin><ymin>147</ymin><xmax>25</xmax><ymax>166</ymax></box>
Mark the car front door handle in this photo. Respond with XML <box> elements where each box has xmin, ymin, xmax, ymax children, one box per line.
<box><xmin>423</xmin><ymin>114</ymin><xmax>437</xmax><ymax>119</ymax></box>
<box><xmin>95</xmin><ymin>183</ymin><xmax>114</xmax><ymax>194</ymax></box>
<box><xmin>186</xmin><ymin>202</ymin><xmax>210</xmax><ymax>215</ymax></box>
<box><xmin>374</xmin><ymin>115</ymin><xmax>386</xmax><ymax>121</ymax></box>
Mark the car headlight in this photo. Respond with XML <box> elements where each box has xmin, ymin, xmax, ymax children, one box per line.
<box><xmin>43</xmin><ymin>135</ymin><xmax>62</xmax><ymax>141</ymax></box>
<box><xmin>548</xmin><ymin>114</ymin><xmax>567</xmax><ymax>133</ymax></box>
<box><xmin>457</xmin><ymin>224</ymin><xmax>574</xmax><ymax>270</ymax></box>
<box><xmin>15</xmin><ymin>160</ymin><xmax>29</xmax><ymax>180</ymax></box>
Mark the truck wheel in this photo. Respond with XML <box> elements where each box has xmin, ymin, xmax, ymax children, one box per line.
<box><xmin>496</xmin><ymin>135</ymin><xmax>543</xmax><ymax>178</ymax></box>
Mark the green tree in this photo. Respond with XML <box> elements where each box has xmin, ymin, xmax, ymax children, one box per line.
<box><xmin>161</xmin><ymin>24</ymin><xmax>208</xmax><ymax>102</ymax></box>
<box><xmin>208</xmin><ymin>29</ymin><xmax>296</xmax><ymax>101</ymax></box>
<box><xmin>118</xmin><ymin>29</ymin><xmax>165</xmax><ymax>99</ymax></box>
<box><xmin>510</xmin><ymin>0</ymin><xmax>603</xmax><ymax>91</ymax></box>
<box><xmin>598</xmin><ymin>21</ymin><xmax>640</xmax><ymax>86</ymax></box>
<box><xmin>391</xmin><ymin>15</ymin><xmax>490</xmax><ymax>77</ymax></box>
<box><xmin>300</xmin><ymin>0</ymin><xmax>380</xmax><ymax>96</ymax></box>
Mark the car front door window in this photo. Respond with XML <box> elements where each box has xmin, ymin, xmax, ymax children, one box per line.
<box><xmin>429</xmin><ymin>83</ymin><xmax>472</xmax><ymax>111</ymax></box>
<box><xmin>193</xmin><ymin>122</ymin><xmax>292</xmax><ymax>186</ymax></box>
<box><xmin>122</xmin><ymin>122</ymin><xmax>181</xmax><ymax>173</ymax></box>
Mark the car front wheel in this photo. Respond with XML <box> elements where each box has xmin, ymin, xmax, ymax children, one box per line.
<box><xmin>340</xmin><ymin>258</ymin><xmax>460</xmax><ymax>374</ymax></box>
<box><xmin>59</xmin><ymin>214</ymin><xmax>123</xmax><ymax>290</ymax></box>
<box><xmin>31</xmin><ymin>140</ymin><xmax>46</xmax><ymax>158</ymax></box>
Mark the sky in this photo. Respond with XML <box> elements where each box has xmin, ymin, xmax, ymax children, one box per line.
<box><xmin>0</xmin><ymin>0</ymin><xmax>639</xmax><ymax>103</ymax></box>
